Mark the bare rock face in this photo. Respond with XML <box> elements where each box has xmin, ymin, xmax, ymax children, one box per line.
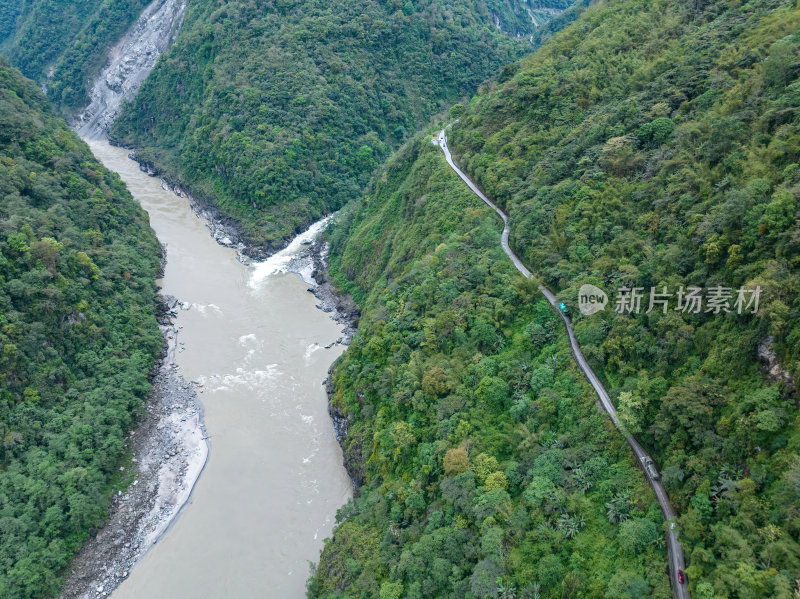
<box><xmin>758</xmin><ymin>336</ymin><xmax>797</xmax><ymax>402</ymax></box>
<box><xmin>489</xmin><ymin>3</ymin><xmax>564</xmax><ymax>40</ymax></box>
<box><xmin>73</xmin><ymin>0</ymin><xmax>186</xmax><ymax>139</ymax></box>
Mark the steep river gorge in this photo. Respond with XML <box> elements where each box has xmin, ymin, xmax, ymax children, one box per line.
<box><xmin>86</xmin><ymin>142</ymin><xmax>351</xmax><ymax>598</ymax></box>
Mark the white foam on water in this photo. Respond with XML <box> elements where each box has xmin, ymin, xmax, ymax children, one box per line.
<box><xmin>196</xmin><ymin>363</ymin><xmax>281</xmax><ymax>392</ymax></box>
<box><xmin>295</xmin><ymin>264</ymin><xmax>315</xmax><ymax>286</ymax></box>
<box><xmin>248</xmin><ymin>216</ymin><xmax>332</xmax><ymax>288</ymax></box>
<box><xmin>192</xmin><ymin>303</ymin><xmax>223</xmax><ymax>317</ymax></box>
<box><xmin>239</xmin><ymin>333</ymin><xmax>258</xmax><ymax>346</ymax></box>
<box><xmin>303</xmin><ymin>343</ymin><xmax>321</xmax><ymax>360</ymax></box>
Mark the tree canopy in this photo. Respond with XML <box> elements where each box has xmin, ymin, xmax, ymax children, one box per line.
<box><xmin>310</xmin><ymin>135</ymin><xmax>669</xmax><ymax>598</ymax></box>
<box><xmin>315</xmin><ymin>0</ymin><xmax>800</xmax><ymax>595</ymax></box>
<box><xmin>0</xmin><ymin>59</ymin><xmax>162</xmax><ymax>599</ymax></box>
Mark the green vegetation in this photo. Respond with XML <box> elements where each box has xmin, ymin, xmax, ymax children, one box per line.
<box><xmin>109</xmin><ymin>0</ymin><xmax>571</xmax><ymax>250</ymax></box>
<box><xmin>309</xmin><ymin>136</ymin><xmax>671</xmax><ymax>598</ymax></box>
<box><xmin>313</xmin><ymin>0</ymin><xmax>800</xmax><ymax>596</ymax></box>
<box><xmin>440</xmin><ymin>0</ymin><xmax>799</xmax><ymax>595</ymax></box>
<box><xmin>0</xmin><ymin>0</ymin><xmax>149</xmax><ymax>113</ymax></box>
<box><xmin>2</xmin><ymin>0</ymin><xmax>798</xmax><ymax>597</ymax></box>
<box><xmin>0</xmin><ymin>60</ymin><xmax>162</xmax><ymax>598</ymax></box>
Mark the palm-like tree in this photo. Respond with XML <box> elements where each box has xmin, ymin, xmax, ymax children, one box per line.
<box><xmin>557</xmin><ymin>514</ymin><xmax>584</xmax><ymax>538</ymax></box>
<box><xmin>520</xmin><ymin>583</ymin><xmax>541</xmax><ymax>599</ymax></box>
<box><xmin>498</xmin><ymin>581</ymin><xmax>518</xmax><ymax>599</ymax></box>
<box><xmin>606</xmin><ymin>491</ymin><xmax>632</xmax><ymax>524</ymax></box>
<box><xmin>711</xmin><ymin>468</ymin><xmax>740</xmax><ymax>505</ymax></box>
<box><xmin>606</xmin><ymin>501</ymin><xmax>623</xmax><ymax>524</ymax></box>
<box><xmin>572</xmin><ymin>467</ymin><xmax>592</xmax><ymax>491</ymax></box>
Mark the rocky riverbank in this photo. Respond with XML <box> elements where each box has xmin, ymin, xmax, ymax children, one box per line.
<box><xmin>286</xmin><ymin>240</ymin><xmax>364</xmax><ymax>492</ymax></box>
<box><xmin>58</xmin><ymin>298</ymin><xmax>209</xmax><ymax>599</ymax></box>
<box><xmin>130</xmin><ymin>145</ymin><xmax>361</xmax><ymax>340</ymax></box>
<box><xmin>296</xmin><ymin>240</ymin><xmax>360</xmax><ymax>339</ymax></box>
<box><xmin>123</xmin><ymin>150</ymin><xmax>278</xmax><ymax>261</ymax></box>
<box><xmin>129</xmin><ymin>153</ymin><xmax>256</xmax><ymax>261</ymax></box>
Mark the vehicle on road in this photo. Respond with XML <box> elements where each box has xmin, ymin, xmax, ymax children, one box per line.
<box><xmin>678</xmin><ymin>570</ymin><xmax>686</xmax><ymax>584</ymax></box>
<box><xmin>641</xmin><ymin>456</ymin><xmax>660</xmax><ymax>480</ymax></box>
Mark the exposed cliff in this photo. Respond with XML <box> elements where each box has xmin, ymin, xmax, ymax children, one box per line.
<box><xmin>74</xmin><ymin>0</ymin><xmax>186</xmax><ymax>139</ymax></box>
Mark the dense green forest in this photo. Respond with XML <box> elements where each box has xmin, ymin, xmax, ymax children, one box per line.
<box><xmin>1</xmin><ymin>0</ymin><xmax>797</xmax><ymax>597</ymax></box>
<box><xmin>0</xmin><ymin>60</ymin><xmax>162</xmax><ymax>598</ymax></box>
<box><xmin>0</xmin><ymin>0</ymin><xmax>149</xmax><ymax>113</ymax></box>
<box><xmin>311</xmin><ymin>135</ymin><xmax>671</xmax><ymax>599</ymax></box>
<box><xmin>447</xmin><ymin>0</ymin><xmax>800</xmax><ymax>595</ymax></box>
<box><xmin>314</xmin><ymin>0</ymin><xmax>800</xmax><ymax>597</ymax></box>
<box><xmin>109</xmin><ymin>0</ymin><xmax>573</xmax><ymax>252</ymax></box>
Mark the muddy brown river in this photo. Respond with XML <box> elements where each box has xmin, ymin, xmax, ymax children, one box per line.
<box><xmin>87</xmin><ymin>141</ymin><xmax>352</xmax><ymax>598</ymax></box>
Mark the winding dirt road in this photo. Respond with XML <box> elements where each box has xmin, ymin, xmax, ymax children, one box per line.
<box><xmin>437</xmin><ymin>129</ymin><xmax>690</xmax><ymax>599</ymax></box>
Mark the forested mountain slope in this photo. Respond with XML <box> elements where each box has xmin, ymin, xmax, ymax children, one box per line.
<box><xmin>315</xmin><ymin>0</ymin><xmax>800</xmax><ymax>597</ymax></box>
<box><xmin>109</xmin><ymin>0</ymin><xmax>573</xmax><ymax>253</ymax></box>
<box><xmin>0</xmin><ymin>60</ymin><xmax>162</xmax><ymax>598</ymax></box>
<box><xmin>0</xmin><ymin>0</ymin><xmax>151</xmax><ymax>113</ymax></box>
<box><xmin>446</xmin><ymin>0</ymin><xmax>800</xmax><ymax>594</ymax></box>
<box><xmin>312</xmin><ymin>134</ymin><xmax>670</xmax><ymax>599</ymax></box>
